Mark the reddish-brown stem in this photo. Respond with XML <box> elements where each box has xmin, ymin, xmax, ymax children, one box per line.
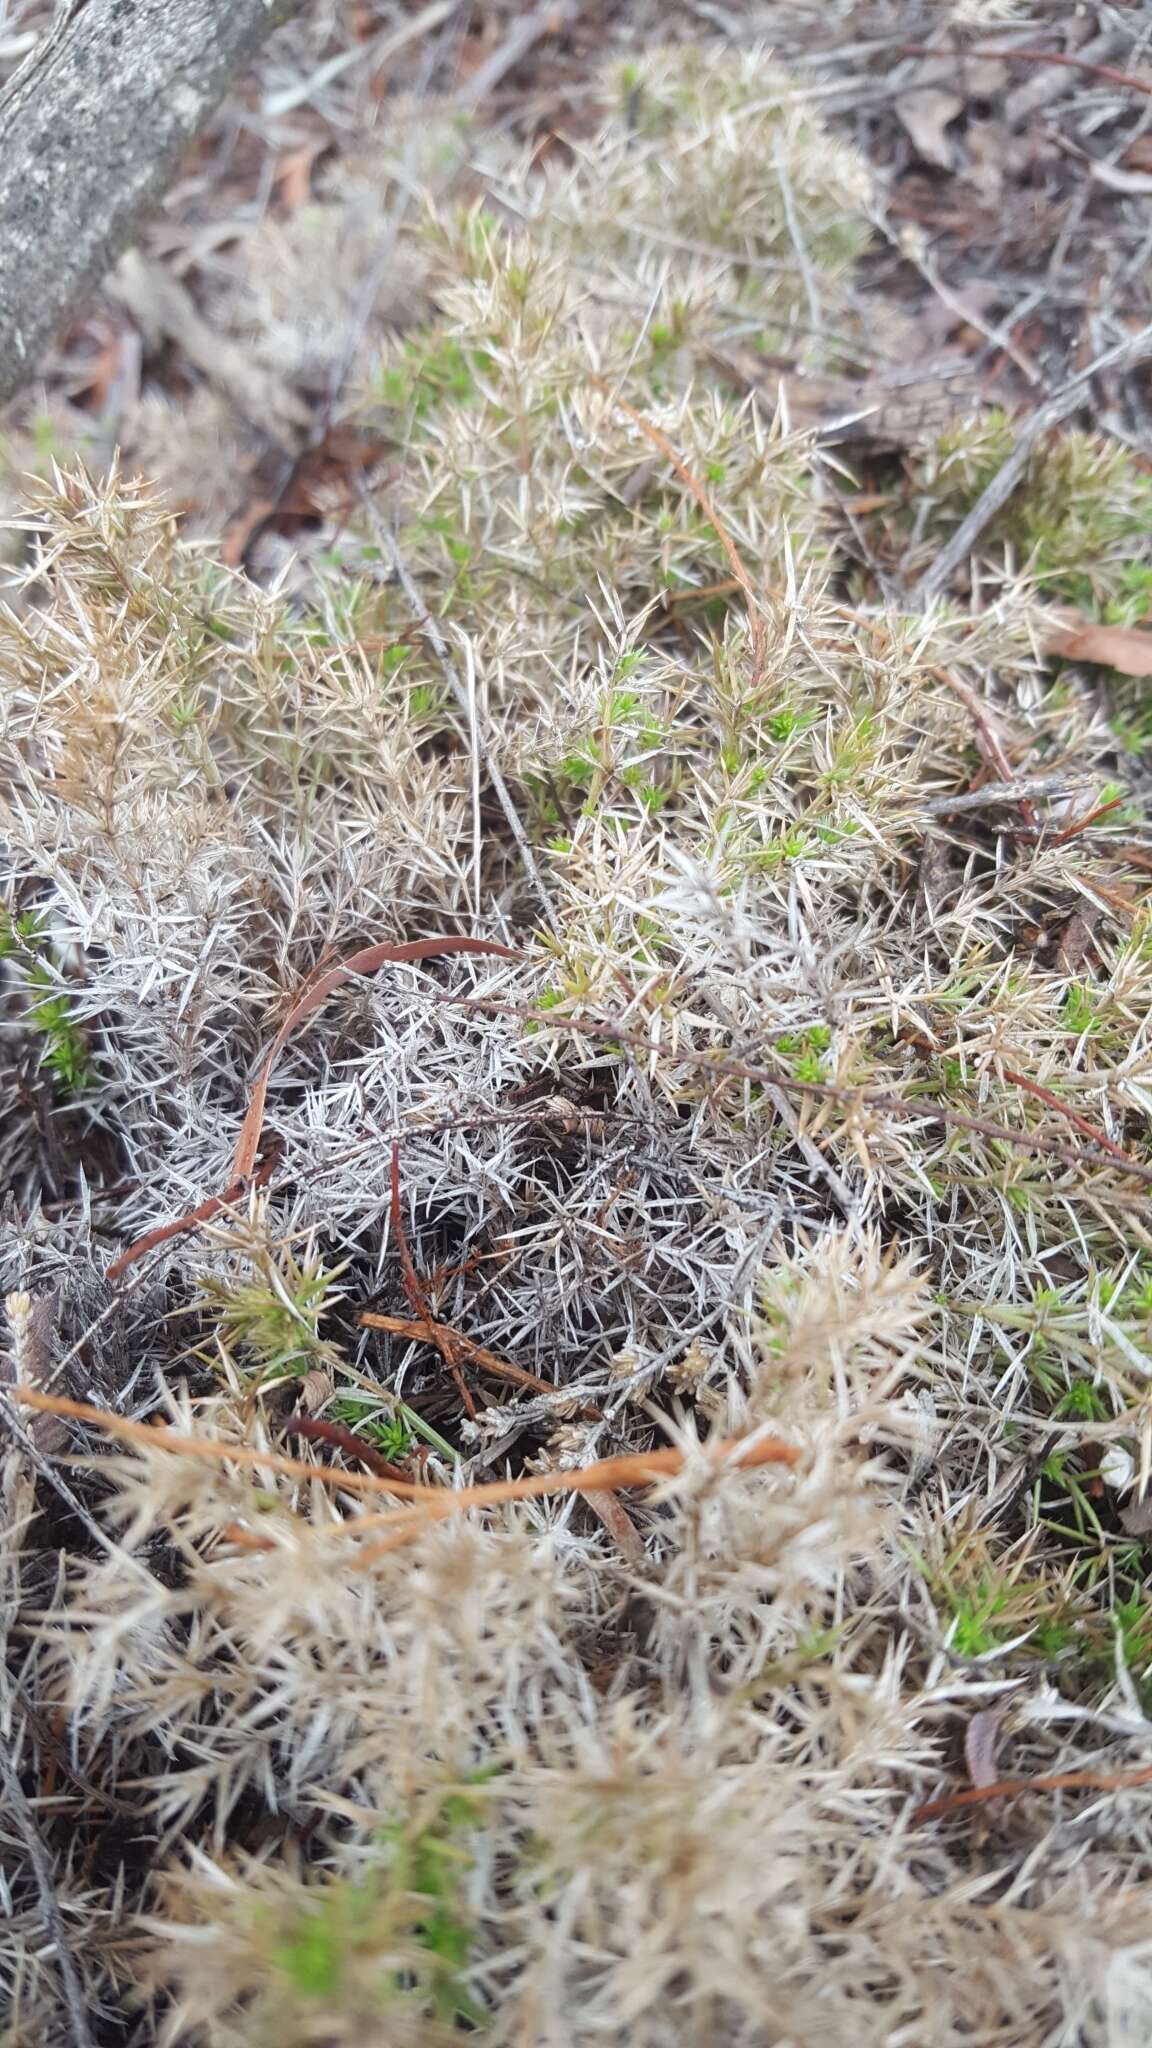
<box><xmin>588</xmin><ymin>375</ymin><xmax>770</xmax><ymax>683</ymax></box>
<box><xmin>913</xmin><ymin>1759</ymin><xmax>1152</xmax><ymax>1824</ymax></box>
<box><xmin>1049</xmin><ymin>796</ymin><xmax>1127</xmax><ymax>845</ymax></box>
<box><xmin>108</xmin><ymin>933</ymin><xmax>517</xmax><ymax>1280</ymax></box>
<box><xmin>359</xmin><ymin>1309</ymin><xmax>602</xmax><ymax>1416</ymax></box>
<box><xmin>281</xmin><ymin>1412</ymin><xmax>411</xmax><ymax>1486</ymax></box>
<box><xmin>389</xmin><ymin>1141</ymin><xmax>477</xmax><ymax>1419</ymax></box>
<box><xmin>107</xmin><ymin>1151</ymin><xmax>280</xmax><ymax>1282</ymax></box>
<box><xmin>6</xmin><ymin>1385</ymin><xmax>799</xmax><ymax>1508</ymax></box>
<box><xmin>1000</xmin><ymin>1065</ymin><xmax>1132</xmax><ymax>1164</ymax></box>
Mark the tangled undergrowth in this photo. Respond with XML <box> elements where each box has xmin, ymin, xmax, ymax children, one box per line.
<box><xmin>5</xmin><ymin>43</ymin><xmax>1152</xmax><ymax>2048</ymax></box>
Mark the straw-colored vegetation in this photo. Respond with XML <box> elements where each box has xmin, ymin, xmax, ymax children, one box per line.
<box><xmin>4</xmin><ymin>45</ymin><xmax>1152</xmax><ymax>2046</ymax></box>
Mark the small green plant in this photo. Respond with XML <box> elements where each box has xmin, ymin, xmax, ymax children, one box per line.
<box><xmin>200</xmin><ymin>1239</ymin><xmax>346</xmax><ymax>1383</ymax></box>
<box><xmin>774</xmin><ymin>1025</ymin><xmax>831</xmax><ymax>1084</ymax></box>
<box><xmin>377</xmin><ymin>333</ymin><xmax>493</xmax><ymax>419</ymax></box>
<box><xmin>329</xmin><ymin>1396</ymin><xmax>415</xmax><ymax>1462</ymax></box>
<box><xmin>263</xmin><ymin>1783</ymin><xmax>490</xmax><ymax>2032</ymax></box>
<box><xmin>0</xmin><ymin>904</ymin><xmax>90</xmax><ymax>1092</ymax></box>
<box><xmin>1061</xmin><ymin>982</ymin><xmax>1097</xmax><ymax>1035</ymax></box>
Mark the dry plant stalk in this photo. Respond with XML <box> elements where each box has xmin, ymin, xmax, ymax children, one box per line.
<box><xmin>7</xmin><ymin>1384</ymin><xmax>799</xmax><ymax>1508</ymax></box>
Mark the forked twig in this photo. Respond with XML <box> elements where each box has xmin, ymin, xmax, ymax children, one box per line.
<box><xmin>389</xmin><ymin>1141</ymin><xmax>477</xmax><ymax>1418</ymax></box>
<box><xmin>360</xmin><ymin>1308</ymin><xmax>603</xmax><ymax>1413</ymax></box>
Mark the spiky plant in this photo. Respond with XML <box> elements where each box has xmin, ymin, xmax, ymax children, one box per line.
<box><xmin>3</xmin><ymin>40</ymin><xmax>1152</xmax><ymax>2048</ymax></box>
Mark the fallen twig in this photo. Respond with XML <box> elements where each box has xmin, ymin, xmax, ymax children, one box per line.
<box><xmin>360</xmin><ymin>1308</ymin><xmax>602</xmax><ymax>1413</ymax></box>
<box><xmin>108</xmin><ymin>934</ymin><xmax>517</xmax><ymax>1279</ymax></box>
<box><xmin>912</xmin><ymin>325</ymin><xmax>1152</xmax><ymax>601</ymax></box>
<box><xmin>913</xmin><ymin>1757</ymin><xmax>1152</xmax><ymax>1824</ymax></box>
<box><xmin>436</xmin><ymin>994</ymin><xmax>1152</xmax><ymax>1188</ymax></box>
<box><xmin>1000</xmin><ymin>1066</ymin><xmax>1133</xmax><ymax>1164</ymax></box>
<box><xmin>7</xmin><ymin>1387</ymin><xmax>799</xmax><ymax>1517</ymax></box>
<box><xmin>105</xmin><ymin>1151</ymin><xmax>281</xmax><ymax>1282</ymax></box>
<box><xmin>917</xmin><ymin>774</ymin><xmax>1097</xmax><ymax>817</ymax></box>
<box><xmin>933</xmin><ymin>667</ymin><xmax>1019</xmax><ymax>783</ymax></box>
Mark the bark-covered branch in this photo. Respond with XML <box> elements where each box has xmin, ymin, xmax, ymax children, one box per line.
<box><xmin>0</xmin><ymin>0</ymin><xmax>304</xmax><ymax>406</ymax></box>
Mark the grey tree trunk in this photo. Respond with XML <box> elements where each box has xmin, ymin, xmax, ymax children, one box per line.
<box><xmin>0</xmin><ymin>0</ymin><xmax>304</xmax><ymax>407</ymax></box>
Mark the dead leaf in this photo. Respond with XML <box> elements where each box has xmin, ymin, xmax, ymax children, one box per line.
<box><xmin>274</xmin><ymin>141</ymin><xmax>326</xmax><ymax>212</ymax></box>
<box><xmin>1043</xmin><ymin>607</ymin><xmax>1152</xmax><ymax>676</ymax></box>
<box><xmin>222</xmin><ymin>425</ymin><xmax>394</xmax><ymax>570</ymax></box>
<box><xmin>1054</xmin><ymin>907</ymin><xmax>1101</xmax><ymax>976</ymax></box>
<box><xmin>1122</xmin><ymin>134</ymin><xmax>1152</xmax><ymax>174</ymax></box>
<box><xmin>1121</xmin><ymin>1493</ymin><xmax>1152</xmax><ymax>1536</ymax></box>
<box><xmin>964</xmin><ymin>1708</ymin><xmax>1006</xmax><ymax>1791</ymax></box>
<box><xmin>579</xmin><ymin>1485</ymin><xmax>648</xmax><ymax>1566</ymax></box>
<box><xmin>897</xmin><ymin>87</ymin><xmax>965</xmax><ymax>169</ymax></box>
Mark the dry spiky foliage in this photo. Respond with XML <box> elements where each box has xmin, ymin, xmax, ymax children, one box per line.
<box><xmin>5</xmin><ymin>41</ymin><xmax>1152</xmax><ymax>2048</ymax></box>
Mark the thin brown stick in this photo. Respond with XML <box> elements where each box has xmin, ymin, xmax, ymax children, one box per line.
<box><xmin>913</xmin><ymin>1759</ymin><xmax>1152</xmax><ymax>1824</ymax></box>
<box><xmin>359</xmin><ymin>1309</ymin><xmax>603</xmax><ymax>1414</ymax></box>
<box><xmin>10</xmin><ymin>1388</ymin><xmax>412</xmax><ymax>1497</ymax></box>
<box><xmin>106</xmin><ymin>1150</ymin><xmax>280</xmax><ymax>1282</ymax></box>
<box><xmin>932</xmin><ymin>666</ymin><xmax>1036</xmax><ymax>826</ymax></box>
<box><xmin>6</xmin><ymin>1386</ymin><xmax>798</xmax><ymax>1515</ymax></box>
<box><xmin>282</xmin><ymin>1412</ymin><xmax>411</xmax><ymax>1485</ymax></box>
<box><xmin>1049</xmin><ymin>796</ymin><xmax>1127</xmax><ymax>845</ymax></box>
<box><xmin>108</xmin><ymin>934</ymin><xmax>517</xmax><ymax>1279</ymax></box>
<box><xmin>234</xmin><ymin>939</ymin><xmax>517</xmax><ymax>1185</ymax></box>
<box><xmin>345</xmin><ymin>1433</ymin><xmax>802</xmax><ymax>1565</ymax></box>
<box><xmin>1000</xmin><ymin>1066</ymin><xmax>1133</xmax><ymax>1164</ymax></box>
<box><xmin>390</xmin><ymin>1141</ymin><xmax>477</xmax><ymax>1418</ymax></box>
<box><xmin>898</xmin><ymin>43</ymin><xmax>1152</xmax><ymax>100</ymax></box>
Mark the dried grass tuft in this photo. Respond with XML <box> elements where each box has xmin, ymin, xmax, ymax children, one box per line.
<box><xmin>4</xmin><ymin>38</ymin><xmax>1152</xmax><ymax>2048</ymax></box>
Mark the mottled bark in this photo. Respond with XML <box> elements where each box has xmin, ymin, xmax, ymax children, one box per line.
<box><xmin>0</xmin><ymin>0</ymin><xmax>304</xmax><ymax>405</ymax></box>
